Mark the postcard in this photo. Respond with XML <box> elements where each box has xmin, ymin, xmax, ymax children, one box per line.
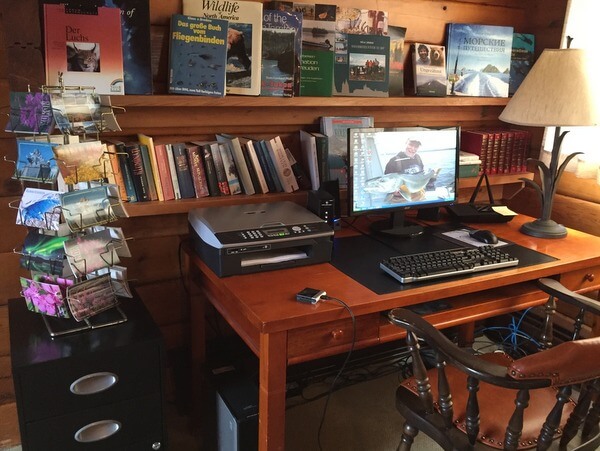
<box><xmin>49</xmin><ymin>91</ymin><xmax>103</xmax><ymax>136</ymax></box>
<box><xmin>16</xmin><ymin>187</ymin><xmax>63</xmax><ymax>230</ymax></box>
<box><xmin>66</xmin><ymin>274</ymin><xmax>118</xmax><ymax>321</ymax></box>
<box><xmin>64</xmin><ymin>229</ymin><xmax>120</xmax><ymax>276</ymax></box>
<box><xmin>60</xmin><ymin>185</ymin><xmax>116</xmax><ymax>232</ymax></box>
<box><xmin>53</xmin><ymin>140</ymin><xmax>106</xmax><ymax>185</ymax></box>
<box><xmin>14</xmin><ymin>139</ymin><xmax>60</xmax><ymax>183</ymax></box>
<box><xmin>91</xmin><ymin>225</ymin><xmax>131</xmax><ymax>257</ymax></box>
<box><xmin>88</xmin><ymin>265</ymin><xmax>133</xmax><ymax>298</ymax></box>
<box><xmin>5</xmin><ymin>91</ymin><xmax>55</xmax><ymax>135</ymax></box>
<box><xmin>20</xmin><ymin>276</ymin><xmax>71</xmax><ymax>318</ymax></box>
<box><xmin>20</xmin><ymin>230</ymin><xmax>68</xmax><ymax>275</ymax></box>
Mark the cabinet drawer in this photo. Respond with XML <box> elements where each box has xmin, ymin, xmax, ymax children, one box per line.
<box><xmin>560</xmin><ymin>266</ymin><xmax>600</xmax><ymax>293</ymax></box>
<box><xmin>17</xmin><ymin>342</ymin><xmax>161</xmax><ymax>422</ymax></box>
<box><xmin>25</xmin><ymin>392</ymin><xmax>164</xmax><ymax>451</ymax></box>
<box><xmin>288</xmin><ymin>314</ymin><xmax>379</xmax><ymax>360</ymax></box>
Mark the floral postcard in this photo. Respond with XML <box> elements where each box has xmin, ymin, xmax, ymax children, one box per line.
<box><xmin>20</xmin><ymin>276</ymin><xmax>71</xmax><ymax>318</ymax></box>
<box><xmin>61</xmin><ymin>186</ymin><xmax>116</xmax><ymax>232</ymax></box>
<box><xmin>16</xmin><ymin>187</ymin><xmax>63</xmax><ymax>230</ymax></box>
<box><xmin>20</xmin><ymin>230</ymin><xmax>68</xmax><ymax>275</ymax></box>
<box><xmin>5</xmin><ymin>91</ymin><xmax>55</xmax><ymax>135</ymax></box>
<box><xmin>14</xmin><ymin>139</ymin><xmax>60</xmax><ymax>183</ymax></box>
<box><xmin>64</xmin><ymin>229</ymin><xmax>120</xmax><ymax>276</ymax></box>
<box><xmin>66</xmin><ymin>274</ymin><xmax>118</xmax><ymax>321</ymax></box>
<box><xmin>53</xmin><ymin>140</ymin><xmax>106</xmax><ymax>184</ymax></box>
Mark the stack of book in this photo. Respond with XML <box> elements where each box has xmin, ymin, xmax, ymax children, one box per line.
<box><xmin>104</xmin><ymin>133</ymin><xmax>310</xmax><ymax>203</ymax></box>
<box><xmin>460</xmin><ymin>129</ymin><xmax>531</xmax><ymax>175</ymax></box>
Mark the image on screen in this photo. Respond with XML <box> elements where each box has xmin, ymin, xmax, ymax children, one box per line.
<box><xmin>348</xmin><ymin>126</ymin><xmax>459</xmax><ymax>234</ymax></box>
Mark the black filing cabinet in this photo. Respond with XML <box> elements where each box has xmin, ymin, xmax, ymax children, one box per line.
<box><xmin>9</xmin><ymin>297</ymin><xmax>167</xmax><ymax>451</ymax></box>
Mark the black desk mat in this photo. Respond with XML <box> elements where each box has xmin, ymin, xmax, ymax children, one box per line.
<box><xmin>330</xmin><ymin>226</ymin><xmax>557</xmax><ymax>295</ymax></box>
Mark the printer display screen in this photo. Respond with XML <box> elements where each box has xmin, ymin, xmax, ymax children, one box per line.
<box><xmin>264</xmin><ymin>228</ymin><xmax>289</xmax><ymax>238</ymax></box>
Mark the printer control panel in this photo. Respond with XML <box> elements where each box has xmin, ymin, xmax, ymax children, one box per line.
<box><xmin>215</xmin><ymin>222</ymin><xmax>332</xmax><ymax>246</ymax></box>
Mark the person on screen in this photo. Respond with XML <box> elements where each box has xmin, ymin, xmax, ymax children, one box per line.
<box><xmin>384</xmin><ymin>139</ymin><xmax>424</xmax><ymax>175</ymax></box>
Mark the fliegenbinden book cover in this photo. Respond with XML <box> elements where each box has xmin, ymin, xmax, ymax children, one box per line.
<box><xmin>445</xmin><ymin>23</ymin><xmax>513</xmax><ymax>97</ymax></box>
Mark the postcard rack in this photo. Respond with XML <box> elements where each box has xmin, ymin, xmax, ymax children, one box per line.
<box><xmin>6</xmin><ymin>82</ymin><xmax>131</xmax><ymax>337</ymax></box>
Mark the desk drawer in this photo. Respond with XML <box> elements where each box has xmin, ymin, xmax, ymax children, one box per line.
<box><xmin>560</xmin><ymin>266</ymin><xmax>600</xmax><ymax>293</ymax></box>
<box><xmin>288</xmin><ymin>314</ymin><xmax>379</xmax><ymax>361</ymax></box>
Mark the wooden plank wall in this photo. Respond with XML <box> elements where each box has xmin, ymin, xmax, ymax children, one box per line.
<box><xmin>0</xmin><ymin>0</ymin><xmax>569</xmax><ymax>446</ymax></box>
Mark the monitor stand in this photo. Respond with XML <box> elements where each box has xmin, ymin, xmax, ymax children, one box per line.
<box><xmin>369</xmin><ymin>211</ymin><xmax>424</xmax><ymax>237</ymax></box>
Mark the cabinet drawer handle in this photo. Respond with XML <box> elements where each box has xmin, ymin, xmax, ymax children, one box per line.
<box><xmin>70</xmin><ymin>372</ymin><xmax>118</xmax><ymax>395</ymax></box>
<box><xmin>331</xmin><ymin>329</ymin><xmax>344</xmax><ymax>340</ymax></box>
<box><xmin>74</xmin><ymin>420</ymin><xmax>121</xmax><ymax>443</ymax></box>
<box><xmin>584</xmin><ymin>273</ymin><xmax>595</xmax><ymax>282</ymax></box>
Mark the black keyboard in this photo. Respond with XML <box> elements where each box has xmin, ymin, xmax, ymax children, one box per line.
<box><xmin>380</xmin><ymin>246</ymin><xmax>519</xmax><ymax>284</ymax></box>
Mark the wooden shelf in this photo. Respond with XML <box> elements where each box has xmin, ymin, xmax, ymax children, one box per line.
<box><xmin>123</xmin><ymin>173</ymin><xmax>531</xmax><ymax>217</ymax></box>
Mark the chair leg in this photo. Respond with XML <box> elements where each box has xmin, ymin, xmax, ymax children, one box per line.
<box><xmin>537</xmin><ymin>385</ymin><xmax>572</xmax><ymax>450</ymax></box>
<box><xmin>504</xmin><ymin>388</ymin><xmax>530</xmax><ymax>450</ymax></box>
<box><xmin>398</xmin><ymin>422</ymin><xmax>418</xmax><ymax>451</ymax></box>
<box><xmin>561</xmin><ymin>382</ymin><xmax>593</xmax><ymax>447</ymax></box>
<box><xmin>582</xmin><ymin>389</ymin><xmax>600</xmax><ymax>440</ymax></box>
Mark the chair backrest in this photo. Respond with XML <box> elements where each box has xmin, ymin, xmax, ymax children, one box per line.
<box><xmin>388</xmin><ymin>278</ymin><xmax>600</xmax><ymax>451</ymax></box>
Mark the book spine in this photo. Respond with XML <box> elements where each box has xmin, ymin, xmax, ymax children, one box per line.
<box><xmin>218</xmin><ymin>143</ymin><xmax>242</xmax><ymax>195</ymax></box>
<box><xmin>489</xmin><ymin>132</ymin><xmax>502</xmax><ymax>175</ymax></box>
<box><xmin>218</xmin><ymin>135</ymin><xmax>256</xmax><ymax>195</ymax></box>
<box><xmin>185</xmin><ymin>144</ymin><xmax>210</xmax><ymax>198</ymax></box>
<box><xmin>138</xmin><ymin>134</ymin><xmax>165</xmax><ymax>201</ymax></box>
<box><xmin>209</xmin><ymin>143</ymin><xmax>231</xmax><ymax>195</ymax></box>
<box><xmin>284</xmin><ymin>146</ymin><xmax>311</xmax><ymax>190</ymax></box>
<box><xmin>153</xmin><ymin>144</ymin><xmax>176</xmax><ymax>201</ymax></box>
<box><xmin>299</xmin><ymin>130</ymin><xmax>320</xmax><ymax>190</ymax></box>
<box><xmin>244</xmin><ymin>140</ymin><xmax>269</xmax><ymax>194</ymax></box>
<box><xmin>259</xmin><ymin>140</ymin><xmax>284</xmax><ymax>192</ymax></box>
<box><xmin>460</xmin><ymin>131</ymin><xmax>488</xmax><ymax>175</ymax></box>
<box><xmin>125</xmin><ymin>143</ymin><xmax>150</xmax><ymax>201</ymax></box>
<box><xmin>273</xmin><ymin>136</ymin><xmax>299</xmax><ymax>191</ymax></box>
<box><xmin>106</xmin><ymin>144</ymin><xmax>129</xmax><ymax>202</ymax></box>
<box><xmin>200</xmin><ymin>143</ymin><xmax>221</xmax><ymax>196</ymax></box>
<box><xmin>171</xmin><ymin>143</ymin><xmax>196</xmax><ymax>199</ymax></box>
<box><xmin>497</xmin><ymin>132</ymin><xmax>508</xmax><ymax>176</ymax></box>
<box><xmin>240</xmin><ymin>141</ymin><xmax>262</xmax><ymax>194</ymax></box>
<box><xmin>312</xmin><ymin>133</ymin><xmax>330</xmax><ymax>183</ymax></box>
<box><xmin>165</xmin><ymin>144</ymin><xmax>182</xmax><ymax>199</ymax></box>
<box><xmin>504</xmin><ymin>131</ymin><xmax>515</xmax><ymax>173</ymax></box>
<box><xmin>139</xmin><ymin>143</ymin><xmax>158</xmax><ymax>201</ymax></box>
<box><xmin>114</xmin><ymin>144</ymin><xmax>138</xmax><ymax>202</ymax></box>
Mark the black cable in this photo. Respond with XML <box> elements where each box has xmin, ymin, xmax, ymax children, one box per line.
<box><xmin>316</xmin><ymin>295</ymin><xmax>356</xmax><ymax>451</ymax></box>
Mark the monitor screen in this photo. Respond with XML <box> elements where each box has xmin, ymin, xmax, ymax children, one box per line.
<box><xmin>348</xmin><ymin>126</ymin><xmax>459</xmax><ymax>236</ymax></box>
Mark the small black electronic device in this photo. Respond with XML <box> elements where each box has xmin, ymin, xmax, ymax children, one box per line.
<box><xmin>296</xmin><ymin>287</ymin><xmax>326</xmax><ymax>304</ymax></box>
<box><xmin>307</xmin><ymin>189</ymin><xmax>336</xmax><ymax>223</ymax></box>
<box><xmin>469</xmin><ymin>229</ymin><xmax>498</xmax><ymax>244</ymax></box>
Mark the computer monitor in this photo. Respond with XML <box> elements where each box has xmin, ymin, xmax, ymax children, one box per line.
<box><xmin>348</xmin><ymin>126</ymin><xmax>459</xmax><ymax>237</ymax></box>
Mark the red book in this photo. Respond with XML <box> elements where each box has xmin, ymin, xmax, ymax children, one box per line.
<box><xmin>153</xmin><ymin>143</ymin><xmax>175</xmax><ymax>201</ymax></box>
<box><xmin>185</xmin><ymin>143</ymin><xmax>210</xmax><ymax>198</ymax></box>
<box><xmin>460</xmin><ymin>130</ymin><xmax>489</xmax><ymax>174</ymax></box>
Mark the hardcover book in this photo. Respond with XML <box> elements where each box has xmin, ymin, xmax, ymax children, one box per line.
<box><xmin>256</xmin><ymin>139</ymin><xmax>283</xmax><ymax>192</ymax></box>
<box><xmin>168</xmin><ymin>13</ymin><xmax>228</xmax><ymax>97</ymax></box>
<box><xmin>153</xmin><ymin>143</ymin><xmax>176</xmax><ymax>200</ymax></box>
<box><xmin>216</xmin><ymin>133</ymin><xmax>255</xmax><ymax>194</ymax></box>
<box><xmin>171</xmin><ymin>142</ymin><xmax>197</xmax><ymax>198</ymax></box>
<box><xmin>138</xmin><ymin>133</ymin><xmax>164</xmax><ymax>201</ymax></box>
<box><xmin>183</xmin><ymin>0</ymin><xmax>263</xmax><ymax>96</ymax></box>
<box><xmin>192</xmin><ymin>141</ymin><xmax>221</xmax><ymax>197</ymax></box>
<box><xmin>239</xmin><ymin>137</ymin><xmax>269</xmax><ymax>193</ymax></box>
<box><xmin>165</xmin><ymin>144</ymin><xmax>182</xmax><ymax>199</ymax></box>
<box><xmin>299</xmin><ymin>130</ymin><xmax>320</xmax><ymax>190</ymax></box>
<box><xmin>509</xmin><ymin>33</ymin><xmax>535</xmax><ymax>96</ymax></box>
<box><xmin>445</xmin><ymin>23</ymin><xmax>514</xmax><ymax>97</ymax></box>
<box><xmin>295</xmin><ymin>3</ymin><xmax>336</xmax><ymax>96</ymax></box>
<box><xmin>388</xmin><ymin>25</ymin><xmax>407</xmax><ymax>97</ymax></box>
<box><xmin>261</xmin><ymin>10</ymin><xmax>302</xmax><ymax>97</ymax></box>
<box><xmin>265</xmin><ymin>136</ymin><xmax>299</xmax><ymax>193</ymax></box>
<box><xmin>105</xmin><ymin>138</ymin><xmax>138</xmax><ymax>202</ymax></box>
<box><xmin>208</xmin><ymin>141</ymin><xmax>231</xmax><ymax>195</ymax></box>
<box><xmin>139</xmin><ymin>143</ymin><xmax>159</xmax><ymax>200</ymax></box>
<box><xmin>43</xmin><ymin>4</ymin><xmax>124</xmax><ymax>95</ymax></box>
<box><xmin>218</xmin><ymin>142</ymin><xmax>242</xmax><ymax>195</ymax></box>
<box><xmin>185</xmin><ymin>143</ymin><xmax>211</xmax><ymax>198</ymax></box>
<box><xmin>124</xmin><ymin>142</ymin><xmax>151</xmax><ymax>201</ymax></box>
<box><xmin>5</xmin><ymin>91</ymin><xmax>54</xmax><ymax>134</ymax></box>
<box><xmin>412</xmin><ymin>43</ymin><xmax>447</xmax><ymax>97</ymax></box>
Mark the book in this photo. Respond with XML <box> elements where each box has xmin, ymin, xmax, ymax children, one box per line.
<box><xmin>185</xmin><ymin>143</ymin><xmax>211</xmax><ymax>198</ymax></box>
<box><xmin>124</xmin><ymin>142</ymin><xmax>151</xmax><ymax>201</ymax></box>
<box><xmin>138</xmin><ymin>133</ymin><xmax>164</xmax><ymax>201</ymax></box>
<box><xmin>311</xmin><ymin>131</ymin><xmax>329</xmax><ymax>185</ymax></box>
<box><xmin>295</xmin><ymin>3</ymin><xmax>336</xmax><ymax>97</ymax></box>
<box><xmin>299</xmin><ymin>130</ymin><xmax>320</xmax><ymax>190</ymax></box>
<box><xmin>240</xmin><ymin>137</ymin><xmax>270</xmax><ymax>194</ymax></box>
<box><xmin>192</xmin><ymin>141</ymin><xmax>221</xmax><ymax>196</ymax></box>
<box><xmin>208</xmin><ymin>141</ymin><xmax>231</xmax><ymax>195</ymax></box>
<box><xmin>43</xmin><ymin>4</ymin><xmax>124</xmax><ymax>95</ymax></box>
<box><xmin>182</xmin><ymin>0</ymin><xmax>263</xmax><ymax>96</ymax></box>
<box><xmin>170</xmin><ymin>142</ymin><xmax>197</xmax><ymax>199</ymax></box>
<box><xmin>388</xmin><ymin>25</ymin><xmax>407</xmax><ymax>97</ymax></box>
<box><xmin>445</xmin><ymin>23</ymin><xmax>514</xmax><ymax>97</ymax></box>
<box><xmin>284</xmin><ymin>146</ymin><xmax>311</xmax><ymax>190</ymax></box>
<box><xmin>333</xmin><ymin>8</ymin><xmax>389</xmax><ymax>97</ymax></box>
<box><xmin>152</xmin><ymin>143</ymin><xmax>175</xmax><ymax>201</ymax></box>
<box><xmin>105</xmin><ymin>143</ymin><xmax>128</xmax><ymax>202</ymax></box>
<box><xmin>217</xmin><ymin>142</ymin><xmax>242</xmax><ymax>195</ymax></box>
<box><xmin>5</xmin><ymin>91</ymin><xmax>54</xmax><ymax>134</ymax></box>
<box><xmin>256</xmin><ymin>139</ymin><xmax>283</xmax><ymax>192</ymax></box>
<box><xmin>139</xmin><ymin>143</ymin><xmax>158</xmax><ymax>201</ymax></box>
<box><xmin>107</xmin><ymin>139</ymin><xmax>138</xmax><ymax>202</ymax></box>
<box><xmin>509</xmin><ymin>33</ymin><xmax>535</xmax><ymax>96</ymax></box>
<box><xmin>165</xmin><ymin>143</ymin><xmax>182</xmax><ymax>199</ymax></box>
<box><xmin>460</xmin><ymin>130</ymin><xmax>489</xmax><ymax>174</ymax></box>
<box><xmin>261</xmin><ymin>9</ymin><xmax>302</xmax><ymax>97</ymax></box>
<box><xmin>216</xmin><ymin>133</ymin><xmax>255</xmax><ymax>194</ymax></box>
<box><xmin>264</xmin><ymin>136</ymin><xmax>299</xmax><ymax>193</ymax></box>
<box><xmin>168</xmin><ymin>13</ymin><xmax>228</xmax><ymax>97</ymax></box>
<box><xmin>412</xmin><ymin>43</ymin><xmax>447</xmax><ymax>97</ymax></box>
<box><xmin>239</xmin><ymin>140</ymin><xmax>262</xmax><ymax>193</ymax></box>
<box><xmin>320</xmin><ymin>115</ymin><xmax>374</xmax><ymax>187</ymax></box>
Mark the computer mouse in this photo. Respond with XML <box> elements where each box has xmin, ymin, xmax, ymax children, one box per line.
<box><xmin>469</xmin><ymin>229</ymin><xmax>498</xmax><ymax>245</ymax></box>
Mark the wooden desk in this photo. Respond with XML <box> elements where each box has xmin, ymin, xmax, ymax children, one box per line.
<box><xmin>184</xmin><ymin>215</ymin><xmax>600</xmax><ymax>451</ymax></box>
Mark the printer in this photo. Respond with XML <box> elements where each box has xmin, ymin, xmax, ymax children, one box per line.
<box><xmin>188</xmin><ymin>201</ymin><xmax>334</xmax><ymax>277</ymax></box>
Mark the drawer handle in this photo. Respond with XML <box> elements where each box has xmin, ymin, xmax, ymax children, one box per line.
<box><xmin>70</xmin><ymin>372</ymin><xmax>118</xmax><ymax>395</ymax></box>
<box><xmin>585</xmin><ymin>273</ymin><xmax>595</xmax><ymax>282</ymax></box>
<box><xmin>331</xmin><ymin>329</ymin><xmax>344</xmax><ymax>340</ymax></box>
<box><xmin>74</xmin><ymin>420</ymin><xmax>121</xmax><ymax>443</ymax></box>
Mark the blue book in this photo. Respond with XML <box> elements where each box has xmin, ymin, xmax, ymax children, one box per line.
<box><xmin>257</xmin><ymin>140</ymin><xmax>284</xmax><ymax>192</ymax></box>
<box><xmin>509</xmin><ymin>33</ymin><xmax>535</xmax><ymax>96</ymax></box>
<box><xmin>168</xmin><ymin>14</ymin><xmax>228</xmax><ymax>96</ymax></box>
<box><xmin>170</xmin><ymin>142</ymin><xmax>197</xmax><ymax>199</ymax></box>
<box><xmin>445</xmin><ymin>23</ymin><xmax>514</xmax><ymax>97</ymax></box>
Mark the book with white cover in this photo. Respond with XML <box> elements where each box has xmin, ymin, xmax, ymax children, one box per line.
<box><xmin>264</xmin><ymin>136</ymin><xmax>299</xmax><ymax>192</ymax></box>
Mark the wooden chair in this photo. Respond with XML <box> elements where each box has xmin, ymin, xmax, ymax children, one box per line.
<box><xmin>387</xmin><ymin>278</ymin><xmax>600</xmax><ymax>450</ymax></box>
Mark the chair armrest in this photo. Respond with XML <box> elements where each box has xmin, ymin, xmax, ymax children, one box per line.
<box><xmin>538</xmin><ymin>278</ymin><xmax>600</xmax><ymax>315</ymax></box>
<box><xmin>388</xmin><ymin>308</ymin><xmax>551</xmax><ymax>389</ymax></box>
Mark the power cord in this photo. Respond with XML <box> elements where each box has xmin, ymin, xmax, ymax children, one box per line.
<box><xmin>316</xmin><ymin>294</ymin><xmax>356</xmax><ymax>451</ymax></box>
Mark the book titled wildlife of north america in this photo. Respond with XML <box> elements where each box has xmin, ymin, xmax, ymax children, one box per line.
<box><xmin>445</xmin><ymin>23</ymin><xmax>513</xmax><ymax>97</ymax></box>
<box><xmin>169</xmin><ymin>14</ymin><xmax>228</xmax><ymax>96</ymax></box>
<box><xmin>182</xmin><ymin>0</ymin><xmax>263</xmax><ymax>96</ymax></box>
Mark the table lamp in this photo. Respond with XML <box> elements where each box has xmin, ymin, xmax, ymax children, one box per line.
<box><xmin>499</xmin><ymin>48</ymin><xmax>600</xmax><ymax>238</ymax></box>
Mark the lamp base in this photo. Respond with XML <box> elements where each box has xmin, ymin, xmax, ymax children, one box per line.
<box><xmin>520</xmin><ymin>218</ymin><xmax>567</xmax><ymax>239</ymax></box>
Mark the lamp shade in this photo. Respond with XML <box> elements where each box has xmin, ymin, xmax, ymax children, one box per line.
<box><xmin>499</xmin><ymin>48</ymin><xmax>600</xmax><ymax>127</ymax></box>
